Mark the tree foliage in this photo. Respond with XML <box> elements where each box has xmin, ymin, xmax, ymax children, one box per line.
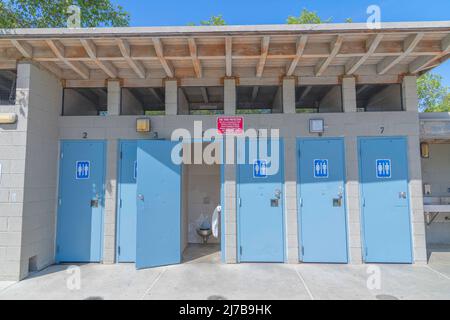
<box><xmin>417</xmin><ymin>73</ymin><xmax>450</xmax><ymax>112</ymax></box>
<box><xmin>0</xmin><ymin>0</ymin><xmax>130</xmax><ymax>28</ymax></box>
<box><xmin>287</xmin><ymin>8</ymin><xmax>332</xmax><ymax>24</ymax></box>
<box><xmin>188</xmin><ymin>14</ymin><xmax>226</xmax><ymax>26</ymax></box>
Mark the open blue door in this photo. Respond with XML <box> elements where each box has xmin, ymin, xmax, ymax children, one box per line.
<box><xmin>359</xmin><ymin>137</ymin><xmax>413</xmax><ymax>263</ymax></box>
<box><xmin>117</xmin><ymin>141</ymin><xmax>137</xmax><ymax>262</ymax></box>
<box><xmin>56</xmin><ymin>141</ymin><xmax>105</xmax><ymax>262</ymax></box>
<box><xmin>136</xmin><ymin>140</ymin><xmax>181</xmax><ymax>269</ymax></box>
<box><xmin>237</xmin><ymin>138</ymin><xmax>285</xmax><ymax>262</ymax></box>
<box><xmin>298</xmin><ymin>138</ymin><xmax>348</xmax><ymax>263</ymax></box>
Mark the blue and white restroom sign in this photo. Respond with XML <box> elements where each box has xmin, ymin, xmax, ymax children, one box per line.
<box><xmin>376</xmin><ymin>159</ymin><xmax>391</xmax><ymax>178</ymax></box>
<box><xmin>314</xmin><ymin>159</ymin><xmax>329</xmax><ymax>178</ymax></box>
<box><xmin>253</xmin><ymin>160</ymin><xmax>268</xmax><ymax>178</ymax></box>
<box><xmin>76</xmin><ymin>161</ymin><xmax>90</xmax><ymax>180</ymax></box>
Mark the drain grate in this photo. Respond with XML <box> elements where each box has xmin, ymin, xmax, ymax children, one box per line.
<box><xmin>84</xmin><ymin>296</ymin><xmax>104</xmax><ymax>300</ymax></box>
<box><xmin>376</xmin><ymin>294</ymin><xmax>399</xmax><ymax>300</ymax></box>
<box><xmin>207</xmin><ymin>295</ymin><xmax>227</xmax><ymax>300</ymax></box>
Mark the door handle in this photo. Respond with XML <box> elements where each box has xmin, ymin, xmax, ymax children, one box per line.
<box><xmin>137</xmin><ymin>194</ymin><xmax>144</xmax><ymax>201</ymax></box>
<box><xmin>274</xmin><ymin>189</ymin><xmax>282</xmax><ymax>199</ymax></box>
<box><xmin>399</xmin><ymin>192</ymin><xmax>407</xmax><ymax>199</ymax></box>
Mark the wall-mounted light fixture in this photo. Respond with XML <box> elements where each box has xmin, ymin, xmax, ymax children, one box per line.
<box><xmin>0</xmin><ymin>113</ymin><xmax>17</xmax><ymax>124</ymax></box>
<box><xmin>420</xmin><ymin>142</ymin><xmax>430</xmax><ymax>159</ymax></box>
<box><xmin>309</xmin><ymin>119</ymin><xmax>324</xmax><ymax>134</ymax></box>
<box><xmin>136</xmin><ymin>118</ymin><xmax>151</xmax><ymax>133</ymax></box>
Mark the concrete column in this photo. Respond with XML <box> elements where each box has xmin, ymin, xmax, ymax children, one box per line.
<box><xmin>0</xmin><ymin>62</ymin><xmax>61</xmax><ymax>281</ymax></box>
<box><xmin>103</xmin><ymin>140</ymin><xmax>118</xmax><ymax>264</ymax></box>
<box><xmin>224</xmin><ymin>136</ymin><xmax>237</xmax><ymax>263</ymax></box>
<box><xmin>107</xmin><ymin>80</ymin><xmax>121</xmax><ymax>116</ymax></box>
<box><xmin>402</xmin><ymin>76</ymin><xmax>419</xmax><ymax>112</ymax></box>
<box><xmin>345</xmin><ymin>137</ymin><xmax>363</xmax><ymax>264</ymax></box>
<box><xmin>282</xmin><ymin>77</ymin><xmax>296</xmax><ymax>114</ymax></box>
<box><xmin>408</xmin><ymin>134</ymin><xmax>427</xmax><ymax>264</ymax></box>
<box><xmin>342</xmin><ymin>76</ymin><xmax>357</xmax><ymax>113</ymax></box>
<box><xmin>284</xmin><ymin>137</ymin><xmax>299</xmax><ymax>263</ymax></box>
<box><xmin>224</xmin><ymin>78</ymin><xmax>236</xmax><ymax>115</ymax></box>
<box><xmin>165</xmin><ymin>79</ymin><xmax>178</xmax><ymax>115</ymax></box>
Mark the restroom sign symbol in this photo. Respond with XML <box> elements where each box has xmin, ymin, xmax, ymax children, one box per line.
<box><xmin>253</xmin><ymin>160</ymin><xmax>267</xmax><ymax>178</ymax></box>
<box><xmin>314</xmin><ymin>159</ymin><xmax>329</xmax><ymax>178</ymax></box>
<box><xmin>76</xmin><ymin>161</ymin><xmax>90</xmax><ymax>180</ymax></box>
<box><xmin>376</xmin><ymin>159</ymin><xmax>391</xmax><ymax>178</ymax></box>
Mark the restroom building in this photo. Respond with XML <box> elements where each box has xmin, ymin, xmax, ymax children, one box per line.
<box><xmin>0</xmin><ymin>22</ymin><xmax>449</xmax><ymax>280</ymax></box>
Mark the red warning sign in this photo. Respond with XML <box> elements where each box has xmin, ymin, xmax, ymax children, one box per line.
<box><xmin>217</xmin><ymin>116</ymin><xmax>244</xmax><ymax>135</ymax></box>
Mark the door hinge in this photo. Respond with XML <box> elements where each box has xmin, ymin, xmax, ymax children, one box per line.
<box><xmin>302</xmin><ymin>246</ymin><xmax>305</xmax><ymax>256</ymax></box>
<box><xmin>298</xmin><ymin>149</ymin><xmax>301</xmax><ymax>158</ymax></box>
<box><xmin>365</xmin><ymin>247</ymin><xmax>368</xmax><ymax>257</ymax></box>
<box><xmin>299</xmin><ymin>198</ymin><xmax>303</xmax><ymax>207</ymax></box>
<box><xmin>238</xmin><ymin>198</ymin><xmax>242</xmax><ymax>207</ymax></box>
<box><xmin>58</xmin><ymin>198</ymin><xmax>62</xmax><ymax>206</ymax></box>
<box><xmin>239</xmin><ymin>246</ymin><xmax>243</xmax><ymax>256</ymax></box>
<box><xmin>120</xmin><ymin>199</ymin><xmax>123</xmax><ymax>208</ymax></box>
<box><xmin>118</xmin><ymin>246</ymin><xmax>121</xmax><ymax>256</ymax></box>
<box><xmin>362</xmin><ymin>197</ymin><xmax>366</xmax><ymax>207</ymax></box>
<box><xmin>60</xmin><ymin>152</ymin><xmax>63</xmax><ymax>159</ymax></box>
<box><xmin>56</xmin><ymin>245</ymin><xmax>60</xmax><ymax>253</ymax></box>
<box><xmin>120</xmin><ymin>151</ymin><xmax>123</xmax><ymax>159</ymax></box>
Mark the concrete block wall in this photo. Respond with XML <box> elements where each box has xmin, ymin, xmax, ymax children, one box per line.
<box><xmin>0</xmin><ymin>62</ymin><xmax>61</xmax><ymax>281</ymax></box>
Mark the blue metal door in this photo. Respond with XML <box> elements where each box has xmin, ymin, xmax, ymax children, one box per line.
<box><xmin>237</xmin><ymin>138</ymin><xmax>285</xmax><ymax>262</ymax></box>
<box><xmin>136</xmin><ymin>140</ymin><xmax>181</xmax><ymax>269</ymax></box>
<box><xmin>359</xmin><ymin>137</ymin><xmax>413</xmax><ymax>263</ymax></box>
<box><xmin>298</xmin><ymin>138</ymin><xmax>348</xmax><ymax>263</ymax></box>
<box><xmin>56</xmin><ymin>141</ymin><xmax>106</xmax><ymax>262</ymax></box>
<box><xmin>117</xmin><ymin>141</ymin><xmax>137</xmax><ymax>262</ymax></box>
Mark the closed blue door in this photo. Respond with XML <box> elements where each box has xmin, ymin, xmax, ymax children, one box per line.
<box><xmin>56</xmin><ymin>141</ymin><xmax>106</xmax><ymax>262</ymax></box>
<box><xmin>359</xmin><ymin>137</ymin><xmax>413</xmax><ymax>263</ymax></box>
<box><xmin>117</xmin><ymin>141</ymin><xmax>137</xmax><ymax>262</ymax></box>
<box><xmin>136</xmin><ymin>140</ymin><xmax>181</xmax><ymax>269</ymax></box>
<box><xmin>298</xmin><ymin>139</ymin><xmax>348</xmax><ymax>263</ymax></box>
<box><xmin>237</xmin><ymin>138</ymin><xmax>285</xmax><ymax>262</ymax></box>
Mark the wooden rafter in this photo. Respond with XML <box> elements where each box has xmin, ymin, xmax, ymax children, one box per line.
<box><xmin>256</xmin><ymin>36</ymin><xmax>270</xmax><ymax>77</ymax></box>
<box><xmin>188</xmin><ymin>38</ymin><xmax>202</xmax><ymax>78</ymax></box>
<box><xmin>81</xmin><ymin>39</ymin><xmax>117</xmax><ymax>78</ymax></box>
<box><xmin>148</xmin><ymin>87</ymin><xmax>163</xmax><ymax>103</ymax></box>
<box><xmin>116</xmin><ymin>39</ymin><xmax>146</xmax><ymax>79</ymax></box>
<box><xmin>286</xmin><ymin>35</ymin><xmax>308</xmax><ymax>76</ymax></box>
<box><xmin>377</xmin><ymin>33</ymin><xmax>424</xmax><ymax>75</ymax></box>
<box><xmin>346</xmin><ymin>34</ymin><xmax>383</xmax><ymax>75</ymax></box>
<box><xmin>152</xmin><ymin>37</ymin><xmax>174</xmax><ymax>78</ymax></box>
<box><xmin>251</xmin><ymin>86</ymin><xmax>259</xmax><ymax>102</ymax></box>
<box><xmin>297</xmin><ymin>86</ymin><xmax>312</xmax><ymax>103</ymax></box>
<box><xmin>409</xmin><ymin>34</ymin><xmax>450</xmax><ymax>74</ymax></box>
<box><xmin>225</xmin><ymin>37</ymin><xmax>232</xmax><ymax>77</ymax></box>
<box><xmin>200</xmin><ymin>87</ymin><xmax>209</xmax><ymax>103</ymax></box>
<box><xmin>315</xmin><ymin>35</ymin><xmax>344</xmax><ymax>76</ymax></box>
<box><xmin>11</xmin><ymin>40</ymin><xmax>33</xmax><ymax>58</ymax></box>
<box><xmin>46</xmin><ymin>40</ymin><xmax>90</xmax><ymax>79</ymax></box>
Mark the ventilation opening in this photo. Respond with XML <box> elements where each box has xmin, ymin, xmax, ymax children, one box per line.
<box><xmin>356</xmin><ymin>84</ymin><xmax>403</xmax><ymax>112</ymax></box>
<box><xmin>179</xmin><ymin>86</ymin><xmax>224</xmax><ymax>115</ymax></box>
<box><xmin>237</xmin><ymin>85</ymin><xmax>282</xmax><ymax>114</ymax></box>
<box><xmin>121</xmin><ymin>87</ymin><xmax>165</xmax><ymax>115</ymax></box>
<box><xmin>0</xmin><ymin>70</ymin><xmax>17</xmax><ymax>105</ymax></box>
<box><xmin>28</xmin><ymin>255</ymin><xmax>38</xmax><ymax>273</ymax></box>
<box><xmin>62</xmin><ymin>88</ymin><xmax>107</xmax><ymax>116</ymax></box>
<box><xmin>296</xmin><ymin>85</ymin><xmax>343</xmax><ymax>113</ymax></box>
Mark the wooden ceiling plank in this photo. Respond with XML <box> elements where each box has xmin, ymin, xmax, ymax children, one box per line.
<box><xmin>409</xmin><ymin>34</ymin><xmax>450</xmax><ymax>73</ymax></box>
<box><xmin>116</xmin><ymin>39</ymin><xmax>146</xmax><ymax>79</ymax></box>
<box><xmin>152</xmin><ymin>37</ymin><xmax>174</xmax><ymax>78</ymax></box>
<box><xmin>315</xmin><ymin>35</ymin><xmax>344</xmax><ymax>76</ymax></box>
<box><xmin>46</xmin><ymin>39</ymin><xmax>89</xmax><ymax>79</ymax></box>
<box><xmin>81</xmin><ymin>39</ymin><xmax>117</xmax><ymax>78</ymax></box>
<box><xmin>377</xmin><ymin>33</ymin><xmax>424</xmax><ymax>75</ymax></box>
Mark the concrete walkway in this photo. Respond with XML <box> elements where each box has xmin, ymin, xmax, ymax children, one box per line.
<box><xmin>1</xmin><ymin>250</ymin><xmax>450</xmax><ymax>300</ymax></box>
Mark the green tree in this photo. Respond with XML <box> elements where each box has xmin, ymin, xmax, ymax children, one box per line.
<box><xmin>189</xmin><ymin>14</ymin><xmax>226</xmax><ymax>26</ymax></box>
<box><xmin>287</xmin><ymin>8</ymin><xmax>332</xmax><ymax>24</ymax></box>
<box><xmin>417</xmin><ymin>73</ymin><xmax>450</xmax><ymax>112</ymax></box>
<box><xmin>0</xmin><ymin>0</ymin><xmax>130</xmax><ymax>28</ymax></box>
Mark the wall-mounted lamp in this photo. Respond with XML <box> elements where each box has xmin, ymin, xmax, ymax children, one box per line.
<box><xmin>309</xmin><ymin>119</ymin><xmax>324</xmax><ymax>134</ymax></box>
<box><xmin>0</xmin><ymin>113</ymin><xmax>17</xmax><ymax>124</ymax></box>
<box><xmin>420</xmin><ymin>142</ymin><xmax>429</xmax><ymax>159</ymax></box>
<box><xmin>136</xmin><ymin>118</ymin><xmax>151</xmax><ymax>133</ymax></box>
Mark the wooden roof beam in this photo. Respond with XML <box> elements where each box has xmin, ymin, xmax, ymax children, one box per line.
<box><xmin>152</xmin><ymin>37</ymin><xmax>174</xmax><ymax>78</ymax></box>
<box><xmin>315</xmin><ymin>35</ymin><xmax>344</xmax><ymax>76</ymax></box>
<box><xmin>46</xmin><ymin>40</ymin><xmax>89</xmax><ymax>80</ymax></box>
<box><xmin>11</xmin><ymin>40</ymin><xmax>33</xmax><ymax>58</ymax></box>
<box><xmin>188</xmin><ymin>38</ymin><xmax>202</xmax><ymax>78</ymax></box>
<box><xmin>200</xmin><ymin>87</ymin><xmax>209</xmax><ymax>103</ymax></box>
<box><xmin>297</xmin><ymin>85</ymin><xmax>312</xmax><ymax>103</ymax></box>
<box><xmin>148</xmin><ymin>87</ymin><xmax>163</xmax><ymax>103</ymax></box>
<box><xmin>81</xmin><ymin>39</ymin><xmax>117</xmax><ymax>78</ymax></box>
<box><xmin>286</xmin><ymin>35</ymin><xmax>308</xmax><ymax>76</ymax></box>
<box><xmin>251</xmin><ymin>86</ymin><xmax>259</xmax><ymax>102</ymax></box>
<box><xmin>256</xmin><ymin>36</ymin><xmax>270</xmax><ymax>77</ymax></box>
<box><xmin>346</xmin><ymin>34</ymin><xmax>383</xmax><ymax>75</ymax></box>
<box><xmin>409</xmin><ymin>34</ymin><xmax>450</xmax><ymax>74</ymax></box>
<box><xmin>116</xmin><ymin>39</ymin><xmax>146</xmax><ymax>79</ymax></box>
<box><xmin>225</xmin><ymin>37</ymin><xmax>232</xmax><ymax>77</ymax></box>
<box><xmin>377</xmin><ymin>33</ymin><xmax>424</xmax><ymax>75</ymax></box>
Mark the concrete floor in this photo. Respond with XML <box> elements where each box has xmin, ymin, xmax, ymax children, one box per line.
<box><xmin>1</xmin><ymin>246</ymin><xmax>450</xmax><ymax>300</ymax></box>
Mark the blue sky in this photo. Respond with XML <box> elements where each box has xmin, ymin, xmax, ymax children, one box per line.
<box><xmin>112</xmin><ymin>0</ymin><xmax>449</xmax><ymax>85</ymax></box>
